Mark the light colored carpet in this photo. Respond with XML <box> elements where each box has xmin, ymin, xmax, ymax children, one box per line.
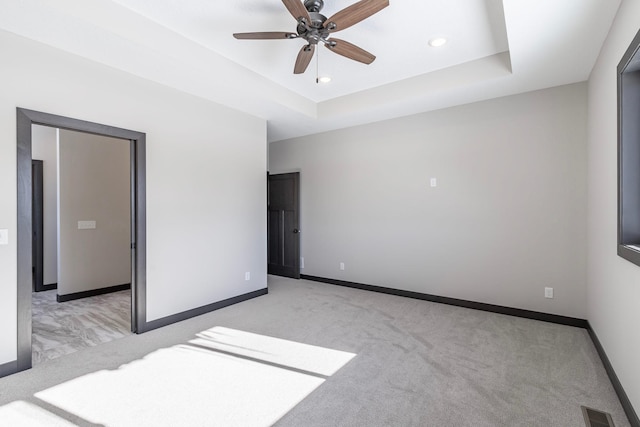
<box><xmin>0</xmin><ymin>276</ymin><xmax>630</xmax><ymax>426</ymax></box>
<box><xmin>31</xmin><ymin>289</ymin><xmax>132</xmax><ymax>365</ymax></box>
<box><xmin>34</xmin><ymin>327</ymin><xmax>355</xmax><ymax>427</ymax></box>
<box><xmin>0</xmin><ymin>401</ymin><xmax>76</xmax><ymax>426</ymax></box>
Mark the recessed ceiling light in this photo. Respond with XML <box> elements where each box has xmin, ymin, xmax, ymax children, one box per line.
<box><xmin>318</xmin><ymin>76</ymin><xmax>332</xmax><ymax>84</ymax></box>
<box><xmin>428</xmin><ymin>37</ymin><xmax>447</xmax><ymax>48</ymax></box>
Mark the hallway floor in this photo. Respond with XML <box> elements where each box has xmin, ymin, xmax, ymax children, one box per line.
<box><xmin>31</xmin><ymin>289</ymin><xmax>131</xmax><ymax>365</ymax></box>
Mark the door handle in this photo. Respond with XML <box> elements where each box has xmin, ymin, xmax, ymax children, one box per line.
<box><xmin>293</xmin><ymin>229</ymin><xmax>300</xmax><ymax>234</ymax></box>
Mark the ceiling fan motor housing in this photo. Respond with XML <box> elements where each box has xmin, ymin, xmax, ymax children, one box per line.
<box><xmin>297</xmin><ymin>11</ymin><xmax>329</xmax><ymax>43</ymax></box>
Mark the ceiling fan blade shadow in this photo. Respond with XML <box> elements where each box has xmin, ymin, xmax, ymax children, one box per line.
<box><xmin>282</xmin><ymin>0</ymin><xmax>312</xmax><ymax>23</ymax></box>
<box><xmin>325</xmin><ymin>38</ymin><xmax>375</xmax><ymax>64</ymax></box>
<box><xmin>324</xmin><ymin>0</ymin><xmax>389</xmax><ymax>32</ymax></box>
<box><xmin>233</xmin><ymin>32</ymin><xmax>297</xmax><ymax>40</ymax></box>
<box><xmin>294</xmin><ymin>44</ymin><xmax>315</xmax><ymax>74</ymax></box>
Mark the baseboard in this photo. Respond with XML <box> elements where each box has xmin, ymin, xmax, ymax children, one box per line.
<box><xmin>587</xmin><ymin>323</ymin><xmax>640</xmax><ymax>427</ymax></box>
<box><xmin>301</xmin><ymin>275</ymin><xmax>588</xmax><ymax>328</ymax></box>
<box><xmin>57</xmin><ymin>283</ymin><xmax>131</xmax><ymax>302</ymax></box>
<box><xmin>0</xmin><ymin>360</ymin><xmax>18</xmax><ymax>379</ymax></box>
<box><xmin>138</xmin><ymin>287</ymin><xmax>268</xmax><ymax>333</ymax></box>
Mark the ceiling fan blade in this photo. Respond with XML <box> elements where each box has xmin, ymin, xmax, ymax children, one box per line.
<box><xmin>325</xmin><ymin>38</ymin><xmax>375</xmax><ymax>64</ymax></box>
<box><xmin>233</xmin><ymin>32</ymin><xmax>297</xmax><ymax>40</ymax></box>
<box><xmin>282</xmin><ymin>0</ymin><xmax>312</xmax><ymax>23</ymax></box>
<box><xmin>294</xmin><ymin>44</ymin><xmax>315</xmax><ymax>74</ymax></box>
<box><xmin>324</xmin><ymin>0</ymin><xmax>389</xmax><ymax>32</ymax></box>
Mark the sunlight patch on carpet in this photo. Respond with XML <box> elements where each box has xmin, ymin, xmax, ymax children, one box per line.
<box><xmin>191</xmin><ymin>326</ymin><xmax>356</xmax><ymax>376</ymax></box>
<box><xmin>0</xmin><ymin>401</ymin><xmax>76</xmax><ymax>426</ymax></box>
<box><xmin>35</xmin><ymin>328</ymin><xmax>356</xmax><ymax>426</ymax></box>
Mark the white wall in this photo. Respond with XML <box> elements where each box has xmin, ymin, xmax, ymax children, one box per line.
<box><xmin>0</xmin><ymin>30</ymin><xmax>267</xmax><ymax>366</ymax></box>
<box><xmin>270</xmin><ymin>83</ymin><xmax>588</xmax><ymax>318</ymax></box>
<box><xmin>31</xmin><ymin>125</ymin><xmax>58</xmax><ymax>286</ymax></box>
<box><xmin>57</xmin><ymin>130</ymin><xmax>131</xmax><ymax>296</ymax></box>
<box><xmin>587</xmin><ymin>0</ymin><xmax>640</xmax><ymax>413</ymax></box>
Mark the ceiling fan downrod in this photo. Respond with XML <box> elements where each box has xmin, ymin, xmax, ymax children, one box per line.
<box><xmin>304</xmin><ymin>0</ymin><xmax>324</xmax><ymax>13</ymax></box>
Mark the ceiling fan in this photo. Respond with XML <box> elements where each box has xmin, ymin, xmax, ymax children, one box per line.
<box><xmin>233</xmin><ymin>0</ymin><xmax>389</xmax><ymax>74</ymax></box>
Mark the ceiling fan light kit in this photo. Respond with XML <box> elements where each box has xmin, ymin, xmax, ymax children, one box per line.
<box><xmin>233</xmin><ymin>0</ymin><xmax>389</xmax><ymax>75</ymax></box>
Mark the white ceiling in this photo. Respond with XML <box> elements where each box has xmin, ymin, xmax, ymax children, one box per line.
<box><xmin>0</xmin><ymin>0</ymin><xmax>622</xmax><ymax>142</ymax></box>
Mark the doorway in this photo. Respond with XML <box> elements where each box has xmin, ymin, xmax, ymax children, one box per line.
<box><xmin>267</xmin><ymin>172</ymin><xmax>300</xmax><ymax>279</ymax></box>
<box><xmin>31</xmin><ymin>126</ymin><xmax>133</xmax><ymax>364</ymax></box>
<box><xmin>16</xmin><ymin>108</ymin><xmax>147</xmax><ymax>372</ymax></box>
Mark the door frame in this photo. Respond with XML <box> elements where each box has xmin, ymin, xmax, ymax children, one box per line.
<box><xmin>16</xmin><ymin>108</ymin><xmax>147</xmax><ymax>372</ymax></box>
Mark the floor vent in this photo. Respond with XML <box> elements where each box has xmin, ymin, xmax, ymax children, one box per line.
<box><xmin>581</xmin><ymin>406</ymin><xmax>615</xmax><ymax>427</ymax></box>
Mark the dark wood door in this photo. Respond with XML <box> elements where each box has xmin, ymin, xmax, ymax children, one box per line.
<box><xmin>268</xmin><ymin>173</ymin><xmax>300</xmax><ymax>278</ymax></box>
<box><xmin>32</xmin><ymin>160</ymin><xmax>44</xmax><ymax>292</ymax></box>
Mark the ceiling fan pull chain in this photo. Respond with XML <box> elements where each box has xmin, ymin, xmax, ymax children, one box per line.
<box><xmin>316</xmin><ymin>44</ymin><xmax>320</xmax><ymax>84</ymax></box>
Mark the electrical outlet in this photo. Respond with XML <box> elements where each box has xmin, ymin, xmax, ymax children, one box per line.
<box><xmin>245</xmin><ymin>272</ymin><xmax>250</xmax><ymax>281</ymax></box>
<box><xmin>544</xmin><ymin>287</ymin><xmax>554</xmax><ymax>299</ymax></box>
<box><xmin>340</xmin><ymin>262</ymin><xmax>345</xmax><ymax>271</ymax></box>
<box><xmin>0</xmin><ymin>229</ymin><xmax>8</xmax><ymax>245</ymax></box>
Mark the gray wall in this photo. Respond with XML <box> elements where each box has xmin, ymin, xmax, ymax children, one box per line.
<box><xmin>57</xmin><ymin>130</ymin><xmax>131</xmax><ymax>296</ymax></box>
<box><xmin>587</xmin><ymin>0</ymin><xmax>640</xmax><ymax>412</ymax></box>
<box><xmin>270</xmin><ymin>83</ymin><xmax>588</xmax><ymax>319</ymax></box>
<box><xmin>0</xmin><ymin>30</ymin><xmax>267</xmax><ymax>365</ymax></box>
<box><xmin>31</xmin><ymin>125</ymin><xmax>58</xmax><ymax>286</ymax></box>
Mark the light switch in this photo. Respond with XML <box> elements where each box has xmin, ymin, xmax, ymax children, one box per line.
<box><xmin>78</xmin><ymin>221</ymin><xmax>97</xmax><ymax>230</ymax></box>
<box><xmin>0</xmin><ymin>229</ymin><xmax>8</xmax><ymax>245</ymax></box>
<box><xmin>430</xmin><ymin>178</ymin><xmax>437</xmax><ymax>187</ymax></box>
